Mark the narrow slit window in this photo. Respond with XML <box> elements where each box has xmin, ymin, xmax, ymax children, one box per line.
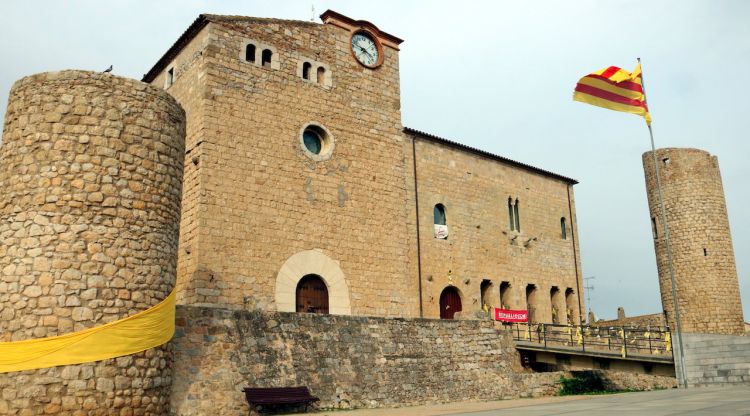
<box><xmin>434</xmin><ymin>204</ymin><xmax>446</xmax><ymax>225</ymax></box>
<box><xmin>317</xmin><ymin>66</ymin><xmax>326</xmax><ymax>84</ymax></box>
<box><xmin>651</xmin><ymin>217</ymin><xmax>658</xmax><ymax>239</ymax></box>
<box><xmin>302</xmin><ymin>62</ymin><xmax>311</xmax><ymax>80</ymax></box>
<box><xmin>508</xmin><ymin>198</ymin><xmax>515</xmax><ymax>231</ymax></box>
<box><xmin>262</xmin><ymin>49</ymin><xmax>272</xmax><ymax>67</ymax></box>
<box><xmin>514</xmin><ymin>199</ymin><xmax>521</xmax><ymax>232</ymax></box>
<box><xmin>560</xmin><ymin>217</ymin><xmax>567</xmax><ymax>240</ymax></box>
<box><xmin>166</xmin><ymin>68</ymin><xmax>174</xmax><ymax>88</ymax></box>
<box><xmin>245</xmin><ymin>44</ymin><xmax>256</xmax><ymax>63</ymax></box>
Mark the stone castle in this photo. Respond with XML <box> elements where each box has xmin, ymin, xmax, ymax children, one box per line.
<box><xmin>0</xmin><ymin>9</ymin><xmax>744</xmax><ymax>415</ymax></box>
<box><xmin>141</xmin><ymin>11</ymin><xmax>585</xmax><ymax>323</ymax></box>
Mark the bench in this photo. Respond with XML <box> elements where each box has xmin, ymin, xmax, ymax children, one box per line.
<box><xmin>242</xmin><ymin>386</ymin><xmax>319</xmax><ymax>413</ymax></box>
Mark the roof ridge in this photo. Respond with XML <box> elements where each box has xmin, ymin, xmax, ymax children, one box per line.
<box><xmin>202</xmin><ymin>14</ymin><xmax>318</xmax><ymax>26</ymax></box>
<box><xmin>404</xmin><ymin>127</ymin><xmax>578</xmax><ymax>185</ymax></box>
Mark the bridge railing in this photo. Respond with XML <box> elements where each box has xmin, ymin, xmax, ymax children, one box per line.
<box><xmin>510</xmin><ymin>322</ymin><xmax>673</xmax><ymax>360</ymax></box>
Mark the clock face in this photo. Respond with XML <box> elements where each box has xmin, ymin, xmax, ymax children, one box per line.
<box><xmin>351</xmin><ymin>32</ymin><xmax>380</xmax><ymax>67</ymax></box>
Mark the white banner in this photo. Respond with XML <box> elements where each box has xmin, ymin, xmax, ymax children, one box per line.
<box><xmin>434</xmin><ymin>224</ymin><xmax>448</xmax><ymax>239</ymax></box>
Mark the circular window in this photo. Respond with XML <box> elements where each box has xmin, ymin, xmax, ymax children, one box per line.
<box><xmin>299</xmin><ymin>123</ymin><xmax>334</xmax><ymax>161</ymax></box>
<box><xmin>303</xmin><ymin>130</ymin><xmax>322</xmax><ymax>154</ymax></box>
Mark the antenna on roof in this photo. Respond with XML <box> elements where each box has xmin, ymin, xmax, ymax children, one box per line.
<box><xmin>311</xmin><ymin>5</ymin><xmax>315</xmax><ymax>22</ymax></box>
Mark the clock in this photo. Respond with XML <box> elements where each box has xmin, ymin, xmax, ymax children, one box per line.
<box><xmin>351</xmin><ymin>32</ymin><xmax>381</xmax><ymax>68</ymax></box>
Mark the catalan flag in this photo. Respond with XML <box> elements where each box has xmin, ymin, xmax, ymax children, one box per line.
<box><xmin>574</xmin><ymin>64</ymin><xmax>651</xmax><ymax>125</ymax></box>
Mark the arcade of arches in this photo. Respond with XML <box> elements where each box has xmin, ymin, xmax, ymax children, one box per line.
<box><xmin>439</xmin><ymin>282</ymin><xmax>580</xmax><ymax>323</ymax></box>
<box><xmin>276</xmin><ymin>251</ymin><xmax>578</xmax><ymax>323</ymax></box>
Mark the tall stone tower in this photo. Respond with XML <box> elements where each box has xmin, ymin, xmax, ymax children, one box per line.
<box><xmin>643</xmin><ymin>148</ymin><xmax>744</xmax><ymax>335</ymax></box>
<box><xmin>0</xmin><ymin>71</ymin><xmax>185</xmax><ymax>414</ymax></box>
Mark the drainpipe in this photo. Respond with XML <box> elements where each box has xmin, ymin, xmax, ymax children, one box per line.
<box><xmin>412</xmin><ymin>137</ymin><xmax>424</xmax><ymax>318</ymax></box>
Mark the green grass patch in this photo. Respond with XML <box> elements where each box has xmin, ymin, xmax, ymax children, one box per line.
<box><xmin>557</xmin><ymin>372</ymin><xmax>651</xmax><ymax>396</ymax></box>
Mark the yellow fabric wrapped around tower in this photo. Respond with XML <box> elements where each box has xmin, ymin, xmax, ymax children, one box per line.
<box><xmin>0</xmin><ymin>290</ymin><xmax>175</xmax><ymax>373</ymax></box>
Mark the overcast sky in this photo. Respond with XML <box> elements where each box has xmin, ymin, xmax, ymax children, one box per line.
<box><xmin>1</xmin><ymin>1</ymin><xmax>748</xmax><ymax>321</ymax></box>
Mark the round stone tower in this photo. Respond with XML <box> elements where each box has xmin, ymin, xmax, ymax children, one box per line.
<box><xmin>0</xmin><ymin>71</ymin><xmax>184</xmax><ymax>414</ymax></box>
<box><xmin>642</xmin><ymin>148</ymin><xmax>744</xmax><ymax>335</ymax></box>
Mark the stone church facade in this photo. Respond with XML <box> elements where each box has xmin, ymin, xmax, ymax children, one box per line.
<box><xmin>143</xmin><ymin>11</ymin><xmax>584</xmax><ymax>324</ymax></box>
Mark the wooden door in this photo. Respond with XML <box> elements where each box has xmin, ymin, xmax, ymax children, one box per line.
<box><xmin>296</xmin><ymin>274</ymin><xmax>329</xmax><ymax>314</ymax></box>
<box><xmin>439</xmin><ymin>286</ymin><xmax>462</xmax><ymax>319</ymax></box>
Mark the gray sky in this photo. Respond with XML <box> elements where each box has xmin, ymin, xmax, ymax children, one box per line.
<box><xmin>1</xmin><ymin>1</ymin><xmax>748</xmax><ymax>321</ymax></box>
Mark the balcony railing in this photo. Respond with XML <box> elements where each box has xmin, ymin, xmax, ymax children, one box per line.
<box><xmin>510</xmin><ymin>322</ymin><xmax>674</xmax><ymax>360</ymax></box>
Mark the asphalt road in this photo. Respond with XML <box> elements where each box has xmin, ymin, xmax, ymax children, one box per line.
<box><xmin>319</xmin><ymin>386</ymin><xmax>750</xmax><ymax>416</ymax></box>
<box><xmin>446</xmin><ymin>386</ymin><xmax>750</xmax><ymax>416</ymax></box>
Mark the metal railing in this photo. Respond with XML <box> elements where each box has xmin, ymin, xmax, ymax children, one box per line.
<box><xmin>510</xmin><ymin>322</ymin><xmax>673</xmax><ymax>360</ymax></box>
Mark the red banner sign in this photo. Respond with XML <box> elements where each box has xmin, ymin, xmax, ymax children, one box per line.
<box><xmin>493</xmin><ymin>308</ymin><xmax>528</xmax><ymax>323</ymax></box>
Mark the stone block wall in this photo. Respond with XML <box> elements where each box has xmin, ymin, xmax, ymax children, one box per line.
<box><xmin>0</xmin><ymin>70</ymin><xmax>185</xmax><ymax>415</ymax></box>
<box><xmin>148</xmin><ymin>15</ymin><xmax>419</xmax><ymax>318</ymax></box>
<box><xmin>643</xmin><ymin>148</ymin><xmax>744</xmax><ymax>335</ymax></box>
<box><xmin>408</xmin><ymin>134</ymin><xmax>583</xmax><ymax>322</ymax></box>
<box><xmin>677</xmin><ymin>333</ymin><xmax>750</xmax><ymax>387</ymax></box>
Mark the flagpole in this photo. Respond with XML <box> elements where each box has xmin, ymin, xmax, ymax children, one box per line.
<box><xmin>638</xmin><ymin>57</ymin><xmax>688</xmax><ymax>388</ymax></box>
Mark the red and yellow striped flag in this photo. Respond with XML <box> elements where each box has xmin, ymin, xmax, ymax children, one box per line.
<box><xmin>574</xmin><ymin>64</ymin><xmax>651</xmax><ymax>125</ymax></box>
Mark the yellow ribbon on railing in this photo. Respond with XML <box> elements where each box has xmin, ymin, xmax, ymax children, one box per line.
<box><xmin>665</xmin><ymin>332</ymin><xmax>672</xmax><ymax>352</ymax></box>
<box><xmin>0</xmin><ymin>290</ymin><xmax>175</xmax><ymax>373</ymax></box>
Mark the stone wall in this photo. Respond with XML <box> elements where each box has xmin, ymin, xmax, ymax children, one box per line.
<box><xmin>171</xmin><ymin>306</ymin><xmax>525</xmax><ymax>415</ymax></box>
<box><xmin>592</xmin><ymin>313</ymin><xmax>666</xmax><ymax>329</ymax></box>
<box><xmin>0</xmin><ymin>70</ymin><xmax>185</xmax><ymax>415</ymax></box>
<box><xmin>407</xmin><ymin>133</ymin><xmax>583</xmax><ymax>322</ymax></box>
<box><xmin>677</xmin><ymin>333</ymin><xmax>750</xmax><ymax>387</ymax></box>
<box><xmin>643</xmin><ymin>148</ymin><xmax>744</xmax><ymax>335</ymax></box>
<box><xmin>147</xmin><ymin>14</ymin><xmax>583</xmax><ymax>322</ymax></box>
<box><xmin>170</xmin><ymin>306</ymin><xmax>675</xmax><ymax>415</ymax></box>
<box><xmin>149</xmin><ymin>15</ymin><xmax>419</xmax><ymax>318</ymax></box>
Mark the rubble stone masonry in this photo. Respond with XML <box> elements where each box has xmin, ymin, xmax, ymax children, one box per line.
<box><xmin>170</xmin><ymin>306</ymin><xmax>675</xmax><ymax>415</ymax></box>
<box><xmin>643</xmin><ymin>148</ymin><xmax>744</xmax><ymax>335</ymax></box>
<box><xmin>0</xmin><ymin>71</ymin><xmax>185</xmax><ymax>415</ymax></box>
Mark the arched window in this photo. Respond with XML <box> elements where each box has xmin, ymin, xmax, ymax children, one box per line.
<box><xmin>500</xmin><ymin>281</ymin><xmax>511</xmax><ymax>309</ymax></box>
<box><xmin>245</xmin><ymin>44</ymin><xmax>256</xmax><ymax>63</ymax></box>
<box><xmin>526</xmin><ymin>284</ymin><xmax>537</xmax><ymax>324</ymax></box>
<box><xmin>508</xmin><ymin>197</ymin><xmax>515</xmax><ymax>231</ymax></box>
<box><xmin>560</xmin><ymin>217</ymin><xmax>567</xmax><ymax>240</ymax></box>
<box><xmin>513</xmin><ymin>198</ymin><xmax>521</xmax><ymax>232</ymax></box>
<box><xmin>302</xmin><ymin>62</ymin><xmax>311</xmax><ymax>80</ymax></box>
<box><xmin>317</xmin><ymin>66</ymin><xmax>326</xmax><ymax>84</ymax></box>
<box><xmin>565</xmin><ymin>288</ymin><xmax>577</xmax><ymax>324</ymax></box>
<box><xmin>433</xmin><ymin>204</ymin><xmax>446</xmax><ymax>225</ymax></box>
<box><xmin>295</xmin><ymin>274</ymin><xmax>329</xmax><ymax>314</ymax></box>
<box><xmin>480</xmin><ymin>279</ymin><xmax>493</xmax><ymax>311</ymax></box>
<box><xmin>262</xmin><ymin>49</ymin><xmax>273</xmax><ymax>67</ymax></box>
<box><xmin>550</xmin><ymin>286</ymin><xmax>562</xmax><ymax>324</ymax></box>
<box><xmin>439</xmin><ymin>286</ymin><xmax>462</xmax><ymax>319</ymax></box>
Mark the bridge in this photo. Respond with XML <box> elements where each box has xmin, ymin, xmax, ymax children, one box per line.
<box><xmin>509</xmin><ymin>323</ymin><xmax>675</xmax><ymax>376</ymax></box>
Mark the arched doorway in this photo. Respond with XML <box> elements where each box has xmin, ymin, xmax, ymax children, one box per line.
<box><xmin>296</xmin><ymin>274</ymin><xmax>329</xmax><ymax>314</ymax></box>
<box><xmin>439</xmin><ymin>286</ymin><xmax>462</xmax><ymax>319</ymax></box>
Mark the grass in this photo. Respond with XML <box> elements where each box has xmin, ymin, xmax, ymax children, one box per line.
<box><xmin>556</xmin><ymin>372</ymin><xmax>658</xmax><ymax>396</ymax></box>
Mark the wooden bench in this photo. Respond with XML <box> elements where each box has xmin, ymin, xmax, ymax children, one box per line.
<box><xmin>242</xmin><ymin>386</ymin><xmax>319</xmax><ymax>413</ymax></box>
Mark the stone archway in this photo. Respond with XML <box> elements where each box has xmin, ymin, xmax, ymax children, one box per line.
<box><xmin>275</xmin><ymin>249</ymin><xmax>351</xmax><ymax>315</ymax></box>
